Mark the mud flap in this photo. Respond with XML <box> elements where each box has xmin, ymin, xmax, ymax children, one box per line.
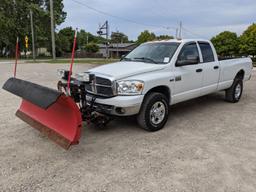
<box><xmin>3</xmin><ymin>78</ymin><xmax>82</xmax><ymax>149</ymax></box>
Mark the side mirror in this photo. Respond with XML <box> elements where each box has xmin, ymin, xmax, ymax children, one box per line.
<box><xmin>176</xmin><ymin>56</ymin><xmax>199</xmax><ymax>66</ymax></box>
<box><xmin>120</xmin><ymin>54</ymin><xmax>126</xmax><ymax>61</ymax></box>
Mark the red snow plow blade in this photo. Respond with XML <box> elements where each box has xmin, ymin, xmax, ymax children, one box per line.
<box><xmin>3</xmin><ymin>78</ymin><xmax>82</xmax><ymax>149</ymax></box>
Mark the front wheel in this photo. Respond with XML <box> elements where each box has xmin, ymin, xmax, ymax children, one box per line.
<box><xmin>225</xmin><ymin>79</ymin><xmax>243</xmax><ymax>103</ymax></box>
<box><xmin>137</xmin><ymin>92</ymin><xmax>169</xmax><ymax>131</ymax></box>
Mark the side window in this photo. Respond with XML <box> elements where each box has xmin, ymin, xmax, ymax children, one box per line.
<box><xmin>178</xmin><ymin>43</ymin><xmax>199</xmax><ymax>63</ymax></box>
<box><xmin>199</xmin><ymin>42</ymin><xmax>215</xmax><ymax>63</ymax></box>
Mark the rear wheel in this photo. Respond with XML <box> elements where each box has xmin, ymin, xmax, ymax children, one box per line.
<box><xmin>225</xmin><ymin>78</ymin><xmax>243</xmax><ymax>103</ymax></box>
<box><xmin>137</xmin><ymin>92</ymin><xmax>169</xmax><ymax>131</ymax></box>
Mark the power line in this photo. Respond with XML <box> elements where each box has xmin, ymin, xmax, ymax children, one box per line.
<box><xmin>70</xmin><ymin>0</ymin><xmax>210</xmax><ymax>39</ymax></box>
<box><xmin>70</xmin><ymin>0</ymin><xmax>176</xmax><ymax>31</ymax></box>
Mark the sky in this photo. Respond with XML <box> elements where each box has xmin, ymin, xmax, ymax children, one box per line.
<box><xmin>60</xmin><ymin>0</ymin><xmax>256</xmax><ymax>40</ymax></box>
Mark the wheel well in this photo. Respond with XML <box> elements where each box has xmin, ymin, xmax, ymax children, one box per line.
<box><xmin>235</xmin><ymin>70</ymin><xmax>245</xmax><ymax>80</ymax></box>
<box><xmin>146</xmin><ymin>86</ymin><xmax>170</xmax><ymax>102</ymax></box>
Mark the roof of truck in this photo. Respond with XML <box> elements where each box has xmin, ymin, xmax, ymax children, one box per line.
<box><xmin>145</xmin><ymin>38</ymin><xmax>211</xmax><ymax>44</ymax></box>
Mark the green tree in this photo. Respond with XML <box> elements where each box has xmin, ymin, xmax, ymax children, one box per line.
<box><xmin>55</xmin><ymin>27</ymin><xmax>108</xmax><ymax>56</ymax></box>
<box><xmin>84</xmin><ymin>43</ymin><xmax>99</xmax><ymax>53</ymax></box>
<box><xmin>239</xmin><ymin>23</ymin><xmax>256</xmax><ymax>57</ymax></box>
<box><xmin>0</xmin><ymin>0</ymin><xmax>66</xmax><ymax>57</ymax></box>
<box><xmin>110</xmin><ymin>32</ymin><xmax>129</xmax><ymax>43</ymax></box>
<box><xmin>77</xmin><ymin>30</ymin><xmax>89</xmax><ymax>50</ymax></box>
<box><xmin>211</xmin><ymin>31</ymin><xmax>239</xmax><ymax>57</ymax></box>
<box><xmin>137</xmin><ymin>30</ymin><xmax>156</xmax><ymax>44</ymax></box>
<box><xmin>92</xmin><ymin>35</ymin><xmax>107</xmax><ymax>44</ymax></box>
<box><xmin>77</xmin><ymin>30</ymin><xmax>105</xmax><ymax>49</ymax></box>
<box><xmin>156</xmin><ymin>35</ymin><xmax>174</xmax><ymax>40</ymax></box>
<box><xmin>56</xmin><ymin>27</ymin><xmax>74</xmax><ymax>53</ymax></box>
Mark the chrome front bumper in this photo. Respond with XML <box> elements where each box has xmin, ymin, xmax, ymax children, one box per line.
<box><xmin>86</xmin><ymin>95</ymin><xmax>144</xmax><ymax>116</ymax></box>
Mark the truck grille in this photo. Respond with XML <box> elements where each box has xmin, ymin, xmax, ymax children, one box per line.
<box><xmin>85</xmin><ymin>75</ymin><xmax>115</xmax><ymax>97</ymax></box>
<box><xmin>95</xmin><ymin>77</ymin><xmax>112</xmax><ymax>86</ymax></box>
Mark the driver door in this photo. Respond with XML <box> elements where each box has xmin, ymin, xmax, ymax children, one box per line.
<box><xmin>172</xmin><ymin>42</ymin><xmax>204</xmax><ymax>104</ymax></box>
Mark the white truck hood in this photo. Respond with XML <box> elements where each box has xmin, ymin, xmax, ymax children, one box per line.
<box><xmin>88</xmin><ymin>61</ymin><xmax>166</xmax><ymax>80</ymax></box>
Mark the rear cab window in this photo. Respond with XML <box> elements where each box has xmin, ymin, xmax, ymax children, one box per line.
<box><xmin>198</xmin><ymin>42</ymin><xmax>215</xmax><ymax>63</ymax></box>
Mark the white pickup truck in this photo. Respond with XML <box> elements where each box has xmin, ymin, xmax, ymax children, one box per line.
<box><xmin>72</xmin><ymin>39</ymin><xmax>253</xmax><ymax>131</ymax></box>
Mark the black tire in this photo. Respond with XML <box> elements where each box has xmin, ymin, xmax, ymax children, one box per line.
<box><xmin>137</xmin><ymin>92</ymin><xmax>169</xmax><ymax>131</ymax></box>
<box><xmin>225</xmin><ymin>79</ymin><xmax>243</xmax><ymax>103</ymax></box>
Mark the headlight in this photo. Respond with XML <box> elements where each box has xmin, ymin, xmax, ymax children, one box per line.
<box><xmin>75</xmin><ymin>72</ymin><xmax>90</xmax><ymax>82</ymax></box>
<box><xmin>117</xmin><ymin>80</ymin><xmax>144</xmax><ymax>95</ymax></box>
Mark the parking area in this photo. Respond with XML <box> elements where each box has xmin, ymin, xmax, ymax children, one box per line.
<box><xmin>0</xmin><ymin>62</ymin><xmax>256</xmax><ymax>192</ymax></box>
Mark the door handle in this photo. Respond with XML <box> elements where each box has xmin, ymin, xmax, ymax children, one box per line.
<box><xmin>214</xmin><ymin>66</ymin><xmax>219</xmax><ymax>69</ymax></box>
<box><xmin>196</xmin><ymin>68</ymin><xmax>203</xmax><ymax>73</ymax></box>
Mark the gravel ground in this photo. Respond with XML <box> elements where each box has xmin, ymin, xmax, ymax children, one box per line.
<box><xmin>0</xmin><ymin>62</ymin><xmax>256</xmax><ymax>192</ymax></box>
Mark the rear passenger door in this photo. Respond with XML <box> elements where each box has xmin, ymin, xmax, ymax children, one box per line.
<box><xmin>198</xmin><ymin>41</ymin><xmax>220</xmax><ymax>95</ymax></box>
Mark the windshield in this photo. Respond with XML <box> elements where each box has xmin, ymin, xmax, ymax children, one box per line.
<box><xmin>123</xmin><ymin>42</ymin><xmax>180</xmax><ymax>64</ymax></box>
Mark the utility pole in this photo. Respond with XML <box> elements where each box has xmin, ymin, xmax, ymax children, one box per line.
<box><xmin>179</xmin><ymin>21</ymin><xmax>182</xmax><ymax>39</ymax></box>
<box><xmin>176</xmin><ymin>28</ymin><xmax>179</xmax><ymax>39</ymax></box>
<box><xmin>106</xmin><ymin>21</ymin><xmax>109</xmax><ymax>58</ymax></box>
<box><xmin>30</xmin><ymin>10</ymin><xmax>36</xmax><ymax>61</ymax></box>
<box><xmin>50</xmin><ymin>0</ymin><xmax>56</xmax><ymax>60</ymax></box>
<box><xmin>117</xmin><ymin>40</ymin><xmax>119</xmax><ymax>58</ymax></box>
<box><xmin>97</xmin><ymin>20</ymin><xmax>109</xmax><ymax>58</ymax></box>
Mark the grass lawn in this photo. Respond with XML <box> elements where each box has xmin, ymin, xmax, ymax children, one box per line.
<box><xmin>26</xmin><ymin>58</ymin><xmax>119</xmax><ymax>64</ymax></box>
<box><xmin>0</xmin><ymin>58</ymin><xmax>15</xmax><ymax>61</ymax></box>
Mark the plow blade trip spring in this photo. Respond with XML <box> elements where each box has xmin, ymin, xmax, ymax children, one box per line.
<box><xmin>3</xmin><ymin>78</ymin><xmax>82</xmax><ymax>149</ymax></box>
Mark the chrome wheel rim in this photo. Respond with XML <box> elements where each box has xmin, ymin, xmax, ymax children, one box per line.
<box><xmin>150</xmin><ymin>101</ymin><xmax>166</xmax><ymax>125</ymax></box>
<box><xmin>235</xmin><ymin>83</ymin><xmax>241</xmax><ymax>99</ymax></box>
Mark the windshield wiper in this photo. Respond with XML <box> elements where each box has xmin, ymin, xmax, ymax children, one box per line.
<box><xmin>134</xmin><ymin>57</ymin><xmax>157</xmax><ymax>64</ymax></box>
